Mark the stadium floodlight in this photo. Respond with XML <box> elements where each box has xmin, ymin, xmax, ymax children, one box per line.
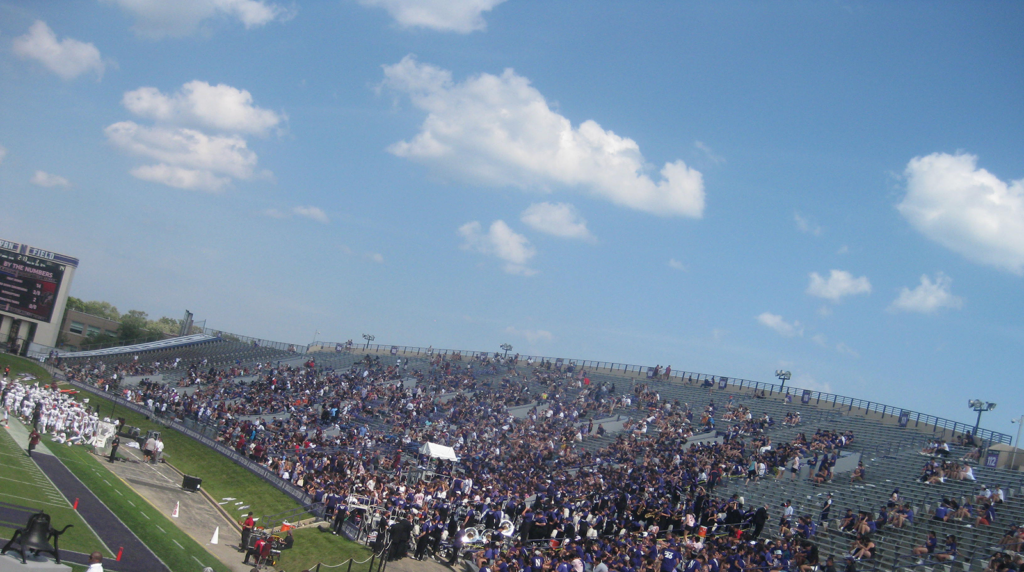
<box><xmin>968</xmin><ymin>400</ymin><xmax>997</xmax><ymax>437</ymax></box>
<box><xmin>362</xmin><ymin>333</ymin><xmax>375</xmax><ymax>349</ymax></box>
<box><xmin>1011</xmin><ymin>415</ymin><xmax>1024</xmax><ymax>471</ymax></box>
<box><xmin>500</xmin><ymin>343</ymin><xmax>513</xmax><ymax>357</ymax></box>
<box><xmin>775</xmin><ymin>370</ymin><xmax>791</xmax><ymax>390</ymax></box>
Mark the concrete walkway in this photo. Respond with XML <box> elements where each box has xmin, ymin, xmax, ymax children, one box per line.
<box><xmin>101</xmin><ymin>442</ymin><xmax>256</xmax><ymax>572</ymax></box>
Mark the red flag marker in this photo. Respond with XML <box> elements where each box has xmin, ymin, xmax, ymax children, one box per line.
<box><xmin>73</xmin><ymin>498</ymin><xmax>79</xmax><ymax>510</ymax></box>
<box><xmin>116</xmin><ymin>547</ymin><xmax>123</xmax><ymax>561</ymax></box>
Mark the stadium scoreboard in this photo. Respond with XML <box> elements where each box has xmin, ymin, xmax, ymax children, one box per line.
<box><xmin>0</xmin><ymin>238</ymin><xmax>78</xmax><ymax>351</ymax></box>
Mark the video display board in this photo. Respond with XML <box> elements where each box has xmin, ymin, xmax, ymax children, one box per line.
<box><xmin>0</xmin><ymin>243</ymin><xmax>68</xmax><ymax>322</ymax></box>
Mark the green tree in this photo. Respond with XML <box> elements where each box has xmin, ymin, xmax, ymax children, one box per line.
<box><xmin>65</xmin><ymin>297</ymin><xmax>120</xmax><ymax>321</ymax></box>
<box><xmin>117</xmin><ymin>310</ymin><xmax>150</xmax><ymax>341</ymax></box>
<box><xmin>147</xmin><ymin>316</ymin><xmax>181</xmax><ymax>336</ymax></box>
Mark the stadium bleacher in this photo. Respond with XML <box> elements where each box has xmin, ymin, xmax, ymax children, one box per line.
<box><xmin>46</xmin><ymin>340</ymin><xmax>1024</xmax><ymax>571</ymax></box>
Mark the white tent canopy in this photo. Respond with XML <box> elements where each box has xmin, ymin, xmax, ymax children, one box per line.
<box><xmin>419</xmin><ymin>442</ymin><xmax>458</xmax><ymax>461</ymax></box>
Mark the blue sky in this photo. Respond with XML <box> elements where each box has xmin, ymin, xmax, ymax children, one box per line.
<box><xmin>1</xmin><ymin>1</ymin><xmax>1022</xmax><ymax>437</ymax></box>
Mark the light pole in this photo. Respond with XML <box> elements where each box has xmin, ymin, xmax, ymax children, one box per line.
<box><xmin>775</xmin><ymin>370</ymin><xmax>791</xmax><ymax>390</ymax></box>
<box><xmin>500</xmin><ymin>343</ymin><xmax>512</xmax><ymax>357</ymax></box>
<box><xmin>1011</xmin><ymin>415</ymin><xmax>1024</xmax><ymax>471</ymax></box>
<box><xmin>968</xmin><ymin>400</ymin><xmax>997</xmax><ymax>438</ymax></box>
<box><xmin>312</xmin><ymin>329</ymin><xmax>320</xmax><ymax>347</ymax></box>
<box><xmin>362</xmin><ymin>333</ymin><xmax>375</xmax><ymax>350</ymax></box>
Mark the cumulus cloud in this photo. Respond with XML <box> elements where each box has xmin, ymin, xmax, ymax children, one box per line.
<box><xmin>105</xmin><ymin>0</ymin><xmax>290</xmax><ymax>37</ymax></box>
<box><xmin>899</xmin><ymin>152</ymin><xmax>1024</xmax><ymax>275</ymax></box>
<box><xmin>888</xmin><ymin>272</ymin><xmax>964</xmax><ymax>314</ymax></box>
<box><xmin>383</xmin><ymin>56</ymin><xmax>705</xmax><ymax>218</ymax></box>
<box><xmin>360</xmin><ymin>0</ymin><xmax>506</xmax><ymax>33</ymax></box>
<box><xmin>667</xmin><ymin>258</ymin><xmax>686</xmax><ymax>271</ymax></box>
<box><xmin>292</xmin><ymin>205</ymin><xmax>329</xmax><ymax>224</ymax></box>
<box><xmin>505</xmin><ymin>325</ymin><xmax>553</xmax><ymax>344</ymax></box>
<box><xmin>794</xmin><ymin>212</ymin><xmax>822</xmax><ymax>236</ymax></box>
<box><xmin>123</xmin><ymin>81</ymin><xmax>283</xmax><ymax>135</ymax></box>
<box><xmin>806</xmin><ymin>270</ymin><xmax>871</xmax><ymax>302</ymax></box>
<box><xmin>811</xmin><ymin>333</ymin><xmax>827</xmax><ymax>347</ymax></box>
<box><xmin>106</xmin><ymin>122</ymin><xmax>259</xmax><ymax>192</ymax></box>
<box><xmin>756</xmin><ymin>312</ymin><xmax>803</xmax><ymax>338</ymax></box>
<box><xmin>108</xmin><ymin>80</ymin><xmax>276</xmax><ymax>191</ymax></box>
<box><xmin>459</xmin><ymin>220</ymin><xmax>536</xmax><ymax>275</ymax></box>
<box><xmin>13</xmin><ymin>21</ymin><xmax>105</xmax><ymax>80</ymax></box>
<box><xmin>520</xmin><ymin>202</ymin><xmax>594</xmax><ymax>241</ymax></box>
<box><xmin>30</xmin><ymin>171</ymin><xmax>70</xmax><ymax>188</ymax></box>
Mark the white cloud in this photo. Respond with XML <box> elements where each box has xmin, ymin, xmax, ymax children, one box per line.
<box><xmin>899</xmin><ymin>152</ymin><xmax>1024</xmax><ymax>275</ymax></box>
<box><xmin>694</xmin><ymin>141</ymin><xmax>725</xmax><ymax>165</ymax></box>
<box><xmin>360</xmin><ymin>0</ymin><xmax>506</xmax><ymax>33</ymax></box>
<box><xmin>835</xmin><ymin>342</ymin><xmax>859</xmax><ymax>358</ymax></box>
<box><xmin>806</xmin><ymin>270</ymin><xmax>872</xmax><ymax>302</ymax></box>
<box><xmin>262</xmin><ymin>208</ymin><xmax>287</xmax><ymax>218</ymax></box>
<box><xmin>794</xmin><ymin>212</ymin><xmax>822</xmax><ymax>236</ymax></box>
<box><xmin>30</xmin><ymin>171</ymin><xmax>70</xmax><ymax>188</ymax></box>
<box><xmin>520</xmin><ymin>202</ymin><xmax>594</xmax><ymax>241</ymax></box>
<box><xmin>105</xmin><ymin>0</ymin><xmax>290</xmax><ymax>38</ymax></box>
<box><xmin>383</xmin><ymin>56</ymin><xmax>705</xmax><ymax>218</ymax></box>
<box><xmin>667</xmin><ymin>258</ymin><xmax>686</xmax><ymax>271</ymax></box>
<box><xmin>756</xmin><ymin>312</ymin><xmax>803</xmax><ymax>338</ymax></box>
<box><xmin>292</xmin><ymin>205</ymin><xmax>329</xmax><ymax>224</ymax></box>
<box><xmin>0</xmin><ymin>145</ymin><xmax>6</xmax><ymax>164</ymax></box>
<box><xmin>123</xmin><ymin>81</ymin><xmax>283</xmax><ymax>135</ymax></box>
<box><xmin>366</xmin><ymin>252</ymin><xmax>385</xmax><ymax>264</ymax></box>
<box><xmin>888</xmin><ymin>272</ymin><xmax>964</xmax><ymax>314</ymax></box>
<box><xmin>106</xmin><ymin>121</ymin><xmax>259</xmax><ymax>192</ymax></box>
<box><xmin>811</xmin><ymin>333</ymin><xmax>827</xmax><ymax>347</ymax></box>
<box><xmin>459</xmin><ymin>220</ymin><xmax>536</xmax><ymax>275</ymax></box>
<box><xmin>837</xmin><ymin>245</ymin><xmax>849</xmax><ymax>255</ymax></box>
<box><xmin>13</xmin><ymin>21</ymin><xmax>105</xmax><ymax>80</ymax></box>
<box><xmin>504</xmin><ymin>325</ymin><xmax>553</xmax><ymax>344</ymax></box>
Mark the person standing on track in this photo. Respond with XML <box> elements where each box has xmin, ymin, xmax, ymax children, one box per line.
<box><xmin>86</xmin><ymin>551</ymin><xmax>104</xmax><ymax>571</ymax></box>
<box><xmin>27</xmin><ymin>428</ymin><xmax>40</xmax><ymax>457</ymax></box>
<box><xmin>109</xmin><ymin>435</ymin><xmax>120</xmax><ymax>463</ymax></box>
<box><xmin>240</xmin><ymin>511</ymin><xmax>255</xmax><ymax>551</ymax></box>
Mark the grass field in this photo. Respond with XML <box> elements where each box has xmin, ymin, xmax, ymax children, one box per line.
<box><xmin>275</xmin><ymin>527</ymin><xmax>372</xmax><ymax>572</ymax></box>
<box><xmin>0</xmin><ymin>354</ymin><xmax>53</xmax><ymax>385</ymax></box>
<box><xmin>4</xmin><ymin>354</ymin><xmax>370</xmax><ymax>569</ymax></box>
<box><xmin>64</xmin><ymin>383</ymin><xmax>306</xmax><ymax>519</ymax></box>
<box><xmin>46</xmin><ymin>438</ymin><xmax>232</xmax><ymax>572</ymax></box>
<box><xmin>0</xmin><ymin>424</ymin><xmax>110</xmax><ymax>557</ymax></box>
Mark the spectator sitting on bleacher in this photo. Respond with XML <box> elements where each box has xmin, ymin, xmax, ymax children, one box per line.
<box><xmin>912</xmin><ymin>530</ymin><xmax>938</xmax><ymax>560</ymax></box>
<box><xmin>849</xmin><ymin>462</ymin><xmax>865</xmax><ymax>483</ymax></box>
<box><xmin>997</xmin><ymin>524</ymin><xmax>1023</xmax><ymax>552</ymax></box>
<box><xmin>849</xmin><ymin>535</ymin><xmax>876</xmax><ymax>560</ymax></box>
<box><xmin>958</xmin><ymin>462</ymin><xmax>976</xmax><ymax>481</ymax></box>
<box><xmin>934</xmin><ymin>534</ymin><xmax>958</xmax><ymax>563</ymax></box>
<box><xmin>976</xmin><ymin>502</ymin><xmax>996</xmax><ymax>527</ymax></box>
<box><xmin>977</xmin><ymin>485</ymin><xmax>994</xmax><ymax>505</ymax></box>
<box><xmin>993</xmin><ymin>486</ymin><xmax>1005</xmax><ymax>504</ymax></box>
<box><xmin>933</xmin><ymin>499</ymin><xmax>953</xmax><ymax>522</ymax></box>
<box><xmin>838</xmin><ymin>508</ymin><xmax>856</xmax><ymax>533</ymax></box>
<box><xmin>889</xmin><ymin>503</ymin><xmax>913</xmax><ymax>528</ymax></box>
<box><xmin>950</xmin><ymin>500</ymin><xmax>973</xmax><ymax>521</ymax></box>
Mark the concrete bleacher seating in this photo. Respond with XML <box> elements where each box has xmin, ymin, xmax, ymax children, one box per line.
<box><xmin>55</xmin><ymin>341</ymin><xmax>1023</xmax><ymax>569</ymax></box>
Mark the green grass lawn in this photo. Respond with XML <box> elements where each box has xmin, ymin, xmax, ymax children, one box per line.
<box><xmin>0</xmin><ymin>354</ymin><xmax>53</xmax><ymax>385</ymax></box>
<box><xmin>45</xmin><ymin>438</ymin><xmax>232</xmax><ymax>572</ymax></box>
<box><xmin>60</xmin><ymin>384</ymin><xmax>305</xmax><ymax>519</ymax></box>
<box><xmin>0</xmin><ymin>425</ymin><xmax>110</xmax><ymax>556</ymax></box>
<box><xmin>274</xmin><ymin>527</ymin><xmax>372</xmax><ymax>572</ymax></box>
<box><xmin>4</xmin><ymin>354</ymin><xmax>370</xmax><ymax>569</ymax></box>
